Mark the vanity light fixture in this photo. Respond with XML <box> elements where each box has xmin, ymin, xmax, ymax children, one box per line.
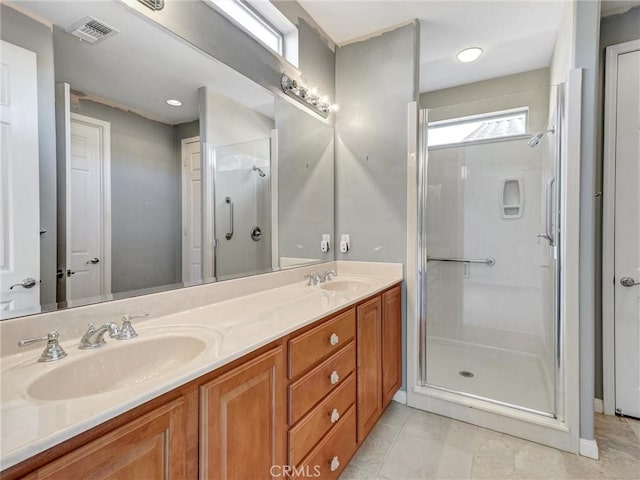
<box><xmin>166</xmin><ymin>99</ymin><xmax>183</xmax><ymax>107</ymax></box>
<box><xmin>280</xmin><ymin>74</ymin><xmax>338</xmax><ymax>118</ymax></box>
<box><xmin>456</xmin><ymin>47</ymin><xmax>483</xmax><ymax>63</ymax></box>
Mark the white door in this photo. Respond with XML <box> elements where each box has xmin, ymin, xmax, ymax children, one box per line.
<box><xmin>0</xmin><ymin>41</ymin><xmax>40</xmax><ymax>318</ymax></box>
<box><xmin>67</xmin><ymin>114</ymin><xmax>110</xmax><ymax>304</ymax></box>
<box><xmin>614</xmin><ymin>47</ymin><xmax>640</xmax><ymax>418</ymax></box>
<box><xmin>182</xmin><ymin>137</ymin><xmax>202</xmax><ymax>283</ymax></box>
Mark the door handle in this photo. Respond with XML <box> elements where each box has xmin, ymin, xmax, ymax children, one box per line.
<box><xmin>9</xmin><ymin>278</ymin><xmax>37</xmax><ymax>289</ymax></box>
<box><xmin>225</xmin><ymin>196</ymin><xmax>234</xmax><ymax>240</ymax></box>
<box><xmin>537</xmin><ymin>176</ymin><xmax>555</xmax><ymax>245</ymax></box>
<box><xmin>620</xmin><ymin>277</ymin><xmax>640</xmax><ymax>287</ymax></box>
<box><xmin>86</xmin><ymin>257</ymin><xmax>100</xmax><ymax>264</ymax></box>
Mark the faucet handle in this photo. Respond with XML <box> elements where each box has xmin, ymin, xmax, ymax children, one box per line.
<box><xmin>18</xmin><ymin>331</ymin><xmax>67</xmax><ymax>362</ymax></box>
<box><xmin>117</xmin><ymin>313</ymin><xmax>148</xmax><ymax>340</ymax></box>
<box><xmin>122</xmin><ymin>313</ymin><xmax>149</xmax><ymax>322</ymax></box>
<box><xmin>324</xmin><ymin>269</ymin><xmax>337</xmax><ymax>281</ymax></box>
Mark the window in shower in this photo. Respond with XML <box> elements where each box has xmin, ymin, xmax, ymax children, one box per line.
<box><xmin>428</xmin><ymin>108</ymin><xmax>528</xmax><ymax>147</ymax></box>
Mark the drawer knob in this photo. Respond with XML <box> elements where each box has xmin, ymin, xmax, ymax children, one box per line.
<box><xmin>329</xmin><ymin>333</ymin><xmax>339</xmax><ymax>346</ymax></box>
<box><xmin>329</xmin><ymin>456</ymin><xmax>340</xmax><ymax>472</ymax></box>
<box><xmin>330</xmin><ymin>408</ymin><xmax>340</xmax><ymax>423</ymax></box>
<box><xmin>329</xmin><ymin>370</ymin><xmax>340</xmax><ymax>385</ymax></box>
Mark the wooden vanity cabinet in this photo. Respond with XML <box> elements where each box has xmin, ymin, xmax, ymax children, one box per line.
<box><xmin>200</xmin><ymin>345</ymin><xmax>287</xmax><ymax>480</ymax></box>
<box><xmin>356</xmin><ymin>295</ymin><xmax>383</xmax><ymax>442</ymax></box>
<box><xmin>287</xmin><ymin>308</ymin><xmax>358</xmax><ymax>479</ymax></box>
<box><xmin>19</xmin><ymin>392</ymin><xmax>197</xmax><ymax>480</ymax></box>
<box><xmin>4</xmin><ymin>282</ymin><xmax>402</xmax><ymax>480</ymax></box>
<box><xmin>356</xmin><ymin>284</ymin><xmax>402</xmax><ymax>443</ymax></box>
<box><xmin>381</xmin><ymin>285</ymin><xmax>402</xmax><ymax>408</ymax></box>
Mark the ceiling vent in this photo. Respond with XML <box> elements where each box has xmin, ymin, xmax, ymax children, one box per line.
<box><xmin>138</xmin><ymin>0</ymin><xmax>165</xmax><ymax>11</ymax></box>
<box><xmin>66</xmin><ymin>17</ymin><xmax>119</xmax><ymax>45</ymax></box>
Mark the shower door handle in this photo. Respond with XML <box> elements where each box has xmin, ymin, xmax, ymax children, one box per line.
<box><xmin>225</xmin><ymin>197</ymin><xmax>234</xmax><ymax>240</ymax></box>
<box><xmin>537</xmin><ymin>176</ymin><xmax>555</xmax><ymax>245</ymax></box>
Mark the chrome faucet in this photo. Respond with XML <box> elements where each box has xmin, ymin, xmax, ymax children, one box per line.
<box><xmin>320</xmin><ymin>269</ymin><xmax>337</xmax><ymax>282</ymax></box>
<box><xmin>118</xmin><ymin>313</ymin><xmax>149</xmax><ymax>340</ymax></box>
<box><xmin>305</xmin><ymin>273</ymin><xmax>321</xmax><ymax>286</ymax></box>
<box><xmin>79</xmin><ymin>322</ymin><xmax>121</xmax><ymax>349</ymax></box>
<box><xmin>18</xmin><ymin>331</ymin><xmax>67</xmax><ymax>362</ymax></box>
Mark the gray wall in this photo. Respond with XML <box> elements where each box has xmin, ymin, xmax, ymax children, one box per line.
<box><xmin>594</xmin><ymin>5</ymin><xmax>640</xmax><ymax>400</ymax></box>
<box><xmin>421</xmin><ymin>68</ymin><xmax>550</xmax><ymax>109</ymax></box>
<box><xmin>335</xmin><ymin>22</ymin><xmax>420</xmax><ymax>389</ymax></box>
<box><xmin>276</xmin><ymin>99</ymin><xmax>334</xmax><ymax>262</ymax></box>
<box><xmin>422</xmin><ymin>68</ymin><xmax>551</xmax><ymax>133</ymax></box>
<box><xmin>71</xmin><ymin>99</ymin><xmax>183</xmax><ymax>293</ymax></box>
<box><xmin>0</xmin><ymin>5</ymin><xmax>57</xmax><ymax>308</ymax></box>
<box><xmin>174</xmin><ymin>120</ymin><xmax>200</xmax><ymax>145</ymax></box>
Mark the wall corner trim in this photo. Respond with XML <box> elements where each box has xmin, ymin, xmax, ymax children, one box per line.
<box><xmin>579</xmin><ymin>438</ymin><xmax>599</xmax><ymax>460</ymax></box>
<box><xmin>593</xmin><ymin>398</ymin><xmax>604</xmax><ymax>414</ymax></box>
<box><xmin>393</xmin><ymin>390</ymin><xmax>408</xmax><ymax>405</ymax></box>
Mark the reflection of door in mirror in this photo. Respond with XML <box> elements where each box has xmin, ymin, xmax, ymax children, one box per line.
<box><xmin>182</xmin><ymin>137</ymin><xmax>202</xmax><ymax>284</ymax></box>
<box><xmin>67</xmin><ymin>113</ymin><xmax>111</xmax><ymax>306</ymax></box>
<box><xmin>0</xmin><ymin>41</ymin><xmax>41</xmax><ymax>319</ymax></box>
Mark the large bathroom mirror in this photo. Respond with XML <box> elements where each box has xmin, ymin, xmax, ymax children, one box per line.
<box><xmin>0</xmin><ymin>0</ymin><xmax>334</xmax><ymax>320</ymax></box>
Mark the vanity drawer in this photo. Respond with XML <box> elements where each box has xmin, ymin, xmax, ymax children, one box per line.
<box><xmin>289</xmin><ymin>342</ymin><xmax>355</xmax><ymax>425</ymax></box>
<box><xmin>293</xmin><ymin>405</ymin><xmax>357</xmax><ymax>479</ymax></box>
<box><xmin>289</xmin><ymin>308</ymin><xmax>355</xmax><ymax>379</ymax></box>
<box><xmin>288</xmin><ymin>372</ymin><xmax>355</xmax><ymax>466</ymax></box>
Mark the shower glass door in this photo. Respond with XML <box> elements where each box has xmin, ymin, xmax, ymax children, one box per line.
<box><xmin>213</xmin><ymin>137</ymin><xmax>272</xmax><ymax>280</ymax></box>
<box><xmin>419</xmin><ymin>85</ymin><xmax>562</xmax><ymax>417</ymax></box>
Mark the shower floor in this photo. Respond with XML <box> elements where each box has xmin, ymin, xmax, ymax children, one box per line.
<box><xmin>426</xmin><ymin>337</ymin><xmax>554</xmax><ymax>415</ymax></box>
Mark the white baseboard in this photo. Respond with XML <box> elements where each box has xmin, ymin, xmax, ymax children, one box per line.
<box><xmin>392</xmin><ymin>389</ymin><xmax>407</xmax><ymax>404</ymax></box>
<box><xmin>594</xmin><ymin>398</ymin><xmax>604</xmax><ymax>414</ymax></box>
<box><xmin>579</xmin><ymin>438</ymin><xmax>599</xmax><ymax>460</ymax></box>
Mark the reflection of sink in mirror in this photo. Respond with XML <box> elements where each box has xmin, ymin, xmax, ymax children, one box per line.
<box><xmin>26</xmin><ymin>335</ymin><xmax>212</xmax><ymax>401</ymax></box>
<box><xmin>320</xmin><ymin>280</ymin><xmax>373</xmax><ymax>293</ymax></box>
<box><xmin>0</xmin><ymin>0</ymin><xmax>335</xmax><ymax>321</ymax></box>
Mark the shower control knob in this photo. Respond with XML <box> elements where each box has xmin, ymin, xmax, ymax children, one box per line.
<box><xmin>620</xmin><ymin>277</ymin><xmax>639</xmax><ymax>287</ymax></box>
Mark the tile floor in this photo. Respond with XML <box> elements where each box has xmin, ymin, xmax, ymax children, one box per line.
<box><xmin>340</xmin><ymin>403</ymin><xmax>640</xmax><ymax>479</ymax></box>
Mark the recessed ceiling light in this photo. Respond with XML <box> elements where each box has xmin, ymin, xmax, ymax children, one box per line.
<box><xmin>166</xmin><ymin>99</ymin><xmax>182</xmax><ymax>107</ymax></box>
<box><xmin>456</xmin><ymin>47</ymin><xmax>483</xmax><ymax>63</ymax></box>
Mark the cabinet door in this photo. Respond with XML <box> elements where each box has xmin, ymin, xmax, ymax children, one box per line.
<box><xmin>382</xmin><ymin>285</ymin><xmax>402</xmax><ymax>407</ymax></box>
<box><xmin>23</xmin><ymin>395</ymin><xmax>195</xmax><ymax>480</ymax></box>
<box><xmin>356</xmin><ymin>296</ymin><xmax>382</xmax><ymax>443</ymax></box>
<box><xmin>200</xmin><ymin>346</ymin><xmax>286</xmax><ymax>480</ymax></box>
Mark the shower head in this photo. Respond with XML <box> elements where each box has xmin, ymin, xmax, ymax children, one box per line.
<box><xmin>527</xmin><ymin>127</ymin><xmax>556</xmax><ymax>148</ymax></box>
<box><xmin>252</xmin><ymin>165</ymin><xmax>266</xmax><ymax>177</ymax></box>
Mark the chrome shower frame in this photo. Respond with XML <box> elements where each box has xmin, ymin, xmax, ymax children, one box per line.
<box><xmin>416</xmin><ymin>85</ymin><xmax>566</xmax><ymax>421</ymax></box>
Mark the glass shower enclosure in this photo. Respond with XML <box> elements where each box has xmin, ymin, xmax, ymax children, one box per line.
<box><xmin>418</xmin><ymin>84</ymin><xmax>564</xmax><ymax>418</ymax></box>
<box><xmin>213</xmin><ymin>137</ymin><xmax>272</xmax><ymax>280</ymax></box>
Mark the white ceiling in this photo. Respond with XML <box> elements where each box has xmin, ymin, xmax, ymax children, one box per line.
<box><xmin>298</xmin><ymin>0</ymin><xmax>566</xmax><ymax>92</ymax></box>
<box><xmin>14</xmin><ymin>0</ymin><xmax>275</xmax><ymax>124</ymax></box>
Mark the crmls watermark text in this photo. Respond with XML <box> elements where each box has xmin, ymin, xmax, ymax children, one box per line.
<box><xmin>270</xmin><ymin>465</ymin><xmax>321</xmax><ymax>477</ymax></box>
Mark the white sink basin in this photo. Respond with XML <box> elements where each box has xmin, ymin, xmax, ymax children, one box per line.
<box><xmin>27</xmin><ymin>335</ymin><xmax>208</xmax><ymax>401</ymax></box>
<box><xmin>320</xmin><ymin>279</ymin><xmax>373</xmax><ymax>293</ymax></box>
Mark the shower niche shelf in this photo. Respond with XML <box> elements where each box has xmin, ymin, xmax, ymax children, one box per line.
<box><xmin>500</xmin><ymin>178</ymin><xmax>524</xmax><ymax>219</ymax></box>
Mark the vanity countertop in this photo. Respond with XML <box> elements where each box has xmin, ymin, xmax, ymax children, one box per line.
<box><xmin>0</xmin><ymin>262</ymin><xmax>402</xmax><ymax>470</ymax></box>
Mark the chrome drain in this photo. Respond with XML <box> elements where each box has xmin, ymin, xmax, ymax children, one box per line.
<box><xmin>459</xmin><ymin>370</ymin><xmax>474</xmax><ymax>378</ymax></box>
